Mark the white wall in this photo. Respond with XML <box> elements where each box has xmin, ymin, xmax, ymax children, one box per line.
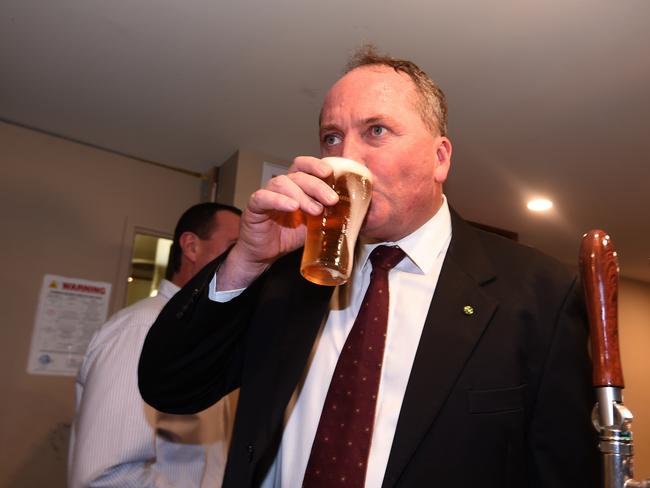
<box><xmin>0</xmin><ymin>121</ymin><xmax>203</xmax><ymax>487</ymax></box>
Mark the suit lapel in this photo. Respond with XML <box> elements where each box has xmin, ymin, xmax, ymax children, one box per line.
<box><xmin>252</xmin><ymin>251</ymin><xmax>334</xmax><ymax>458</ymax></box>
<box><xmin>274</xmin><ymin>274</ymin><xmax>334</xmax><ymax>402</ymax></box>
<box><xmin>241</xmin><ymin>251</ymin><xmax>335</xmax><ymax>482</ymax></box>
<box><xmin>382</xmin><ymin>212</ymin><xmax>499</xmax><ymax>487</ymax></box>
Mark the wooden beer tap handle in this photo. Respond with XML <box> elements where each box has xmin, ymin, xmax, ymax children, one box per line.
<box><xmin>579</xmin><ymin>229</ymin><xmax>625</xmax><ymax>388</ymax></box>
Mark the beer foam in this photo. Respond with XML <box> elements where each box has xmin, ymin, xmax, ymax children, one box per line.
<box><xmin>322</xmin><ymin>157</ymin><xmax>373</xmax><ymax>182</ymax></box>
<box><xmin>322</xmin><ymin>158</ymin><xmax>373</xmax><ymax>268</ymax></box>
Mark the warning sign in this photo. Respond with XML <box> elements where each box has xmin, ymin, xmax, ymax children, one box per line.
<box><xmin>27</xmin><ymin>274</ymin><xmax>112</xmax><ymax>376</ymax></box>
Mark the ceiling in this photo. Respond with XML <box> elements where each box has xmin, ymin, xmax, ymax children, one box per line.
<box><xmin>2</xmin><ymin>0</ymin><xmax>649</xmax><ymax>282</ymax></box>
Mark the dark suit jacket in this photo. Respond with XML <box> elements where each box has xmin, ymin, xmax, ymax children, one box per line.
<box><xmin>139</xmin><ymin>212</ymin><xmax>600</xmax><ymax>487</ymax></box>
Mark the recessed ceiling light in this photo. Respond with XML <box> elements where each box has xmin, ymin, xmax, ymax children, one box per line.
<box><xmin>527</xmin><ymin>198</ymin><xmax>553</xmax><ymax>212</ymax></box>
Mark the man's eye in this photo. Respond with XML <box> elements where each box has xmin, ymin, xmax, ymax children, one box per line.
<box><xmin>370</xmin><ymin>125</ymin><xmax>387</xmax><ymax>136</ymax></box>
<box><xmin>323</xmin><ymin>134</ymin><xmax>341</xmax><ymax>145</ymax></box>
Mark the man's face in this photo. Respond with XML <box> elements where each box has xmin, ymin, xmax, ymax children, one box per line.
<box><xmin>194</xmin><ymin>210</ymin><xmax>241</xmax><ymax>271</ymax></box>
<box><xmin>319</xmin><ymin>66</ymin><xmax>451</xmax><ymax>242</ymax></box>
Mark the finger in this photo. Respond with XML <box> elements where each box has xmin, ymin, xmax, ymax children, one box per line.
<box><xmin>285</xmin><ymin>172</ymin><xmax>338</xmax><ymax>207</ymax></box>
<box><xmin>248</xmin><ymin>187</ymin><xmax>300</xmax><ymax>215</ymax></box>
<box><xmin>266</xmin><ymin>174</ymin><xmax>331</xmax><ymax>215</ymax></box>
<box><xmin>290</xmin><ymin>156</ymin><xmax>333</xmax><ymax>179</ymax></box>
<box><xmin>250</xmin><ymin>177</ymin><xmax>325</xmax><ymax>217</ymax></box>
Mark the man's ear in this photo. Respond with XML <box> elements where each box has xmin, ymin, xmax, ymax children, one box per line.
<box><xmin>178</xmin><ymin>231</ymin><xmax>199</xmax><ymax>264</ymax></box>
<box><xmin>434</xmin><ymin>137</ymin><xmax>452</xmax><ymax>184</ymax></box>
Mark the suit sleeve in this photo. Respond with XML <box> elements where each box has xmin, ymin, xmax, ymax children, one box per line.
<box><xmin>138</xmin><ymin>254</ymin><xmax>264</xmax><ymax>415</ymax></box>
<box><xmin>527</xmin><ymin>277</ymin><xmax>601</xmax><ymax>487</ymax></box>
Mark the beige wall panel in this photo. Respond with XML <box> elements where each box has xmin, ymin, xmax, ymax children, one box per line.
<box><xmin>217</xmin><ymin>148</ymin><xmax>288</xmax><ymax>211</ymax></box>
<box><xmin>618</xmin><ymin>278</ymin><xmax>650</xmax><ymax>479</ymax></box>
<box><xmin>0</xmin><ymin>121</ymin><xmax>202</xmax><ymax>487</ymax></box>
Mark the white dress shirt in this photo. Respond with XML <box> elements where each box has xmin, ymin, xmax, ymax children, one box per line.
<box><xmin>211</xmin><ymin>198</ymin><xmax>452</xmax><ymax>488</ymax></box>
<box><xmin>69</xmin><ymin>279</ymin><xmax>236</xmax><ymax>488</ymax></box>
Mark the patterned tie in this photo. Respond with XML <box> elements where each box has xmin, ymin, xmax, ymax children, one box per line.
<box><xmin>303</xmin><ymin>245</ymin><xmax>406</xmax><ymax>488</ymax></box>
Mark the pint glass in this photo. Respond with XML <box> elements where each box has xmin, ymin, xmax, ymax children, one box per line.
<box><xmin>300</xmin><ymin>157</ymin><xmax>373</xmax><ymax>286</ymax></box>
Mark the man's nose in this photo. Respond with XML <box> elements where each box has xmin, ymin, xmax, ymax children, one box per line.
<box><xmin>340</xmin><ymin>139</ymin><xmax>365</xmax><ymax>165</ymax></box>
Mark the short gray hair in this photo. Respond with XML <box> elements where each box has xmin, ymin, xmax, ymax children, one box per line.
<box><xmin>345</xmin><ymin>45</ymin><xmax>448</xmax><ymax>136</ymax></box>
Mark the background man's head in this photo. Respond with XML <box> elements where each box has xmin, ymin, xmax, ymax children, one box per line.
<box><xmin>166</xmin><ymin>202</ymin><xmax>241</xmax><ymax>286</ymax></box>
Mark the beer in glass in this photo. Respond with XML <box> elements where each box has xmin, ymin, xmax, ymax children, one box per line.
<box><xmin>300</xmin><ymin>157</ymin><xmax>373</xmax><ymax>286</ymax></box>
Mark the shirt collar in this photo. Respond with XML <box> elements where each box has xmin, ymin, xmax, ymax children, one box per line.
<box><xmin>356</xmin><ymin>195</ymin><xmax>452</xmax><ymax>276</ymax></box>
<box><xmin>157</xmin><ymin>279</ymin><xmax>180</xmax><ymax>299</ymax></box>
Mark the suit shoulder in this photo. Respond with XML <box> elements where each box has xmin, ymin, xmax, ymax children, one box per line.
<box><xmin>468</xmin><ymin>224</ymin><xmax>577</xmax><ymax>286</ymax></box>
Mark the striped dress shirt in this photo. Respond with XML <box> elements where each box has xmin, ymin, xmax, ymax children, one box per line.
<box><xmin>69</xmin><ymin>279</ymin><xmax>236</xmax><ymax>488</ymax></box>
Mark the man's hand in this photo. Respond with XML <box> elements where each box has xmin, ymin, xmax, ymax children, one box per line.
<box><xmin>216</xmin><ymin>156</ymin><xmax>339</xmax><ymax>290</ymax></box>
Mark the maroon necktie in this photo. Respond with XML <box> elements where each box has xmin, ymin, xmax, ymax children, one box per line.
<box><xmin>302</xmin><ymin>245</ymin><xmax>406</xmax><ymax>488</ymax></box>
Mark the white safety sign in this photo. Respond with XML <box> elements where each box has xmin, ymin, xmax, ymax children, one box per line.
<box><xmin>27</xmin><ymin>274</ymin><xmax>112</xmax><ymax>376</ymax></box>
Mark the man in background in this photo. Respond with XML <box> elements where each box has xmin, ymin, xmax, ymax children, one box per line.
<box><xmin>69</xmin><ymin>202</ymin><xmax>241</xmax><ymax>487</ymax></box>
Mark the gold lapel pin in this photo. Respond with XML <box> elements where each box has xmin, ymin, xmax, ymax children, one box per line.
<box><xmin>463</xmin><ymin>305</ymin><xmax>475</xmax><ymax>316</ymax></box>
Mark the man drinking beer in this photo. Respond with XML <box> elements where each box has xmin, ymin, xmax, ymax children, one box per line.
<box><xmin>139</xmin><ymin>46</ymin><xmax>600</xmax><ymax>487</ymax></box>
